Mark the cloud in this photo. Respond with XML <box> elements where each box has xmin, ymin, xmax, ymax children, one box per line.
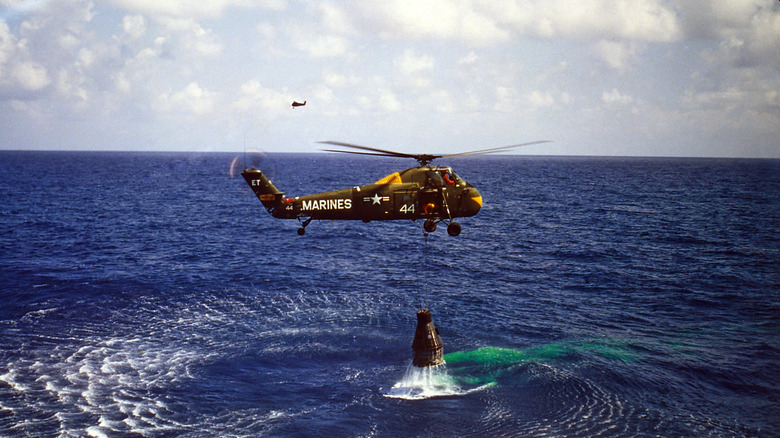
<box><xmin>493</xmin><ymin>86</ymin><xmax>556</xmax><ymax>111</ymax></box>
<box><xmin>122</xmin><ymin>15</ymin><xmax>146</xmax><ymax>39</ymax></box>
<box><xmin>676</xmin><ymin>0</ymin><xmax>772</xmax><ymax>39</ymax></box>
<box><xmin>526</xmin><ymin>90</ymin><xmax>555</xmax><ymax>108</ymax></box>
<box><xmin>377</xmin><ymin>89</ymin><xmax>401</xmax><ymax>112</ymax></box>
<box><xmin>684</xmin><ymin>68</ymin><xmax>779</xmax><ymax>115</ymax></box>
<box><xmin>602</xmin><ymin>88</ymin><xmax>633</xmax><ymax>105</ymax></box>
<box><xmin>682</xmin><ymin>1</ymin><xmax>780</xmax><ymax>131</ymax></box>
<box><xmin>151</xmin><ymin>17</ymin><xmax>223</xmax><ymax>57</ymax></box>
<box><xmin>334</xmin><ymin>0</ymin><xmax>685</xmax><ymax>71</ymax></box>
<box><xmin>482</xmin><ymin>0</ymin><xmax>682</xmax><ymax>42</ymax></box>
<box><xmin>109</xmin><ymin>0</ymin><xmax>256</xmax><ymax>19</ymax></box>
<box><xmin>396</xmin><ymin>49</ymin><xmax>434</xmax><ymax>76</ymax></box>
<box><xmin>0</xmin><ymin>1</ymin><xmax>104</xmax><ymax>101</ymax></box>
<box><xmin>294</xmin><ymin>33</ymin><xmax>348</xmax><ymax>58</ymax></box>
<box><xmin>319</xmin><ymin>1</ymin><xmax>356</xmax><ymax>35</ymax></box>
<box><xmin>322</xmin><ymin>71</ymin><xmax>360</xmax><ymax>88</ymax></box>
<box><xmin>1</xmin><ymin>0</ymin><xmax>777</xmax><ymax>156</ymax></box>
<box><xmin>352</xmin><ymin>80</ymin><xmax>404</xmax><ymax>113</ymax></box>
<box><xmin>0</xmin><ymin>20</ymin><xmax>17</xmax><ymax>74</ymax></box>
<box><xmin>594</xmin><ymin>40</ymin><xmax>641</xmax><ymax>71</ymax></box>
<box><xmin>1</xmin><ymin>18</ymin><xmax>52</xmax><ymax>97</ymax></box>
<box><xmin>347</xmin><ymin>0</ymin><xmax>509</xmax><ymax>46</ymax></box>
<box><xmin>478</xmin><ymin>0</ymin><xmax>684</xmax><ymax>71</ymax></box>
<box><xmin>233</xmin><ymin>79</ymin><xmax>289</xmax><ymax>116</ymax></box>
<box><xmin>55</xmin><ymin>68</ymin><xmax>88</xmax><ymax>102</ymax></box>
<box><xmin>458</xmin><ymin>51</ymin><xmax>478</xmax><ymax>65</ymax></box>
<box><xmin>12</xmin><ymin>60</ymin><xmax>51</xmax><ymax>90</ymax></box>
<box><xmin>700</xmin><ymin>4</ymin><xmax>780</xmax><ymax>68</ymax></box>
<box><xmin>419</xmin><ymin>89</ymin><xmax>454</xmax><ymax>113</ymax></box>
<box><xmin>155</xmin><ymin>81</ymin><xmax>217</xmax><ymax>115</ymax></box>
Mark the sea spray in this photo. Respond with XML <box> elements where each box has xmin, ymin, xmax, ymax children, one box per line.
<box><xmin>384</xmin><ymin>362</ymin><xmax>462</xmax><ymax>400</ymax></box>
<box><xmin>384</xmin><ymin>362</ymin><xmax>494</xmax><ymax>400</ymax></box>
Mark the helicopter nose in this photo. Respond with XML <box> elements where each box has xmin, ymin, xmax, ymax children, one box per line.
<box><xmin>462</xmin><ymin>189</ymin><xmax>482</xmax><ymax>217</ymax></box>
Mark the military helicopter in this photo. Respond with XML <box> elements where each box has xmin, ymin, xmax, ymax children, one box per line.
<box><xmin>241</xmin><ymin>140</ymin><xmax>550</xmax><ymax>236</ymax></box>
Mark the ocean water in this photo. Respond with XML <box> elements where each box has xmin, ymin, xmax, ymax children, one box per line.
<box><xmin>1</xmin><ymin>151</ymin><xmax>778</xmax><ymax>437</ymax></box>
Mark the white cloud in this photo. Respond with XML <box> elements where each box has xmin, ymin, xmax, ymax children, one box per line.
<box><xmin>58</xmin><ymin>32</ymin><xmax>82</xmax><ymax>51</ymax></box>
<box><xmin>294</xmin><ymin>33</ymin><xmax>348</xmax><ymax>58</ymax></box>
<box><xmin>683</xmin><ymin>1</ymin><xmax>780</xmax><ymax>135</ymax></box>
<box><xmin>349</xmin><ymin>0</ymin><xmax>509</xmax><ymax>46</ymax></box>
<box><xmin>420</xmin><ymin>89</ymin><xmax>454</xmax><ymax>113</ymax></box>
<box><xmin>110</xmin><ymin>0</ymin><xmax>254</xmax><ymax>19</ymax></box>
<box><xmin>154</xmin><ymin>17</ymin><xmax>223</xmax><ymax>57</ymax></box>
<box><xmin>677</xmin><ymin>0</ymin><xmax>770</xmax><ymax>39</ymax></box>
<box><xmin>560</xmin><ymin>92</ymin><xmax>571</xmax><ymax>105</ymax></box>
<box><xmin>458</xmin><ymin>51</ymin><xmax>478</xmax><ymax>65</ymax></box>
<box><xmin>13</xmin><ymin>60</ymin><xmax>50</xmax><ymax>90</ymax></box>
<box><xmin>1</xmin><ymin>18</ymin><xmax>52</xmax><ymax>95</ymax></box>
<box><xmin>684</xmin><ymin>67</ymin><xmax>779</xmax><ymax>114</ymax></box>
<box><xmin>396</xmin><ymin>49</ymin><xmax>434</xmax><ymax>76</ymax></box>
<box><xmin>0</xmin><ymin>1</ymin><xmax>106</xmax><ymax>102</ymax></box>
<box><xmin>0</xmin><ymin>20</ymin><xmax>16</xmax><ymax>69</ymax></box>
<box><xmin>700</xmin><ymin>4</ymin><xmax>780</xmax><ymax>68</ymax></box>
<box><xmin>526</xmin><ymin>90</ymin><xmax>555</xmax><ymax>108</ymax></box>
<box><xmin>319</xmin><ymin>1</ymin><xmax>355</xmax><ymax>35</ymax></box>
<box><xmin>378</xmin><ymin>89</ymin><xmax>401</xmax><ymax>112</ymax></box>
<box><xmin>122</xmin><ymin>15</ymin><xmax>146</xmax><ymax>39</ymax></box>
<box><xmin>77</xmin><ymin>47</ymin><xmax>96</xmax><ymax>68</ymax></box>
<box><xmin>115</xmin><ymin>72</ymin><xmax>131</xmax><ymax>94</ymax></box>
<box><xmin>1</xmin><ymin>0</ymin><xmax>777</xmax><ymax>156</ymax></box>
<box><xmin>322</xmin><ymin>71</ymin><xmax>359</xmax><ymax>88</ymax></box>
<box><xmin>594</xmin><ymin>40</ymin><xmax>641</xmax><ymax>71</ymax></box>
<box><xmin>233</xmin><ymin>79</ymin><xmax>289</xmax><ymax>116</ymax></box>
<box><xmin>602</xmin><ymin>88</ymin><xmax>633</xmax><ymax>105</ymax></box>
<box><xmin>156</xmin><ymin>81</ymin><xmax>217</xmax><ymax>115</ymax></box>
<box><xmin>484</xmin><ymin>0</ymin><xmax>682</xmax><ymax>42</ymax></box>
<box><xmin>56</xmin><ymin>69</ymin><xmax>87</xmax><ymax>101</ymax></box>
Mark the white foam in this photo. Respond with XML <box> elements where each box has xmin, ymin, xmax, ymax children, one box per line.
<box><xmin>86</xmin><ymin>425</ymin><xmax>110</xmax><ymax>438</ymax></box>
<box><xmin>20</xmin><ymin>307</ymin><xmax>58</xmax><ymax>322</ymax></box>
<box><xmin>267</xmin><ymin>410</ymin><xmax>287</xmax><ymax>419</ymax></box>
<box><xmin>0</xmin><ymin>333</ymin><xmax>209</xmax><ymax>436</ymax></box>
<box><xmin>384</xmin><ymin>362</ymin><xmax>490</xmax><ymax>400</ymax></box>
<box><xmin>97</xmin><ymin>414</ymin><xmax>125</xmax><ymax>430</ymax></box>
<box><xmin>0</xmin><ymin>370</ymin><xmax>30</xmax><ymax>392</ymax></box>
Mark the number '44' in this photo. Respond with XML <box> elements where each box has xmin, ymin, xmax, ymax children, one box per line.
<box><xmin>400</xmin><ymin>204</ymin><xmax>415</xmax><ymax>214</ymax></box>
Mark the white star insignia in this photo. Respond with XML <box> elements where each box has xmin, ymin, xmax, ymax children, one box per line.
<box><xmin>371</xmin><ymin>193</ymin><xmax>382</xmax><ymax>205</ymax></box>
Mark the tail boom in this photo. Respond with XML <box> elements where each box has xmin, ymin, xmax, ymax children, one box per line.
<box><xmin>242</xmin><ymin>169</ymin><xmax>288</xmax><ymax>217</ymax></box>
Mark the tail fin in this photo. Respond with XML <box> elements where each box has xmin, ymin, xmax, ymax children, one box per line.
<box><xmin>242</xmin><ymin>169</ymin><xmax>284</xmax><ymax>215</ymax></box>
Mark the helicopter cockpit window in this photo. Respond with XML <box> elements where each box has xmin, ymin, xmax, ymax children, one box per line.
<box><xmin>444</xmin><ymin>169</ymin><xmax>462</xmax><ymax>185</ymax></box>
<box><xmin>425</xmin><ymin>168</ymin><xmax>464</xmax><ymax>187</ymax></box>
<box><xmin>426</xmin><ymin>171</ymin><xmax>445</xmax><ymax>187</ymax></box>
<box><xmin>443</xmin><ymin>168</ymin><xmax>465</xmax><ymax>185</ymax></box>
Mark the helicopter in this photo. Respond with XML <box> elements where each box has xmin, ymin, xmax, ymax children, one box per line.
<box><xmin>241</xmin><ymin>140</ymin><xmax>551</xmax><ymax>236</ymax></box>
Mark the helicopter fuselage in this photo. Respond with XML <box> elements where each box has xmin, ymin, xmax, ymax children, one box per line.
<box><xmin>242</xmin><ymin>165</ymin><xmax>482</xmax><ymax>235</ymax></box>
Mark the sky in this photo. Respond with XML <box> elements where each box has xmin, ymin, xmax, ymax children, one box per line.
<box><xmin>0</xmin><ymin>0</ymin><xmax>778</xmax><ymax>158</ymax></box>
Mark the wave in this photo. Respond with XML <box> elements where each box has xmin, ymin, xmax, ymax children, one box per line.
<box><xmin>383</xmin><ymin>362</ymin><xmax>493</xmax><ymax>400</ymax></box>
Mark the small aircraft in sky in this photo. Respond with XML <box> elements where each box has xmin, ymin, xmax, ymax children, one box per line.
<box><xmin>291</xmin><ymin>100</ymin><xmax>306</xmax><ymax>108</ymax></box>
<box><xmin>242</xmin><ymin>140</ymin><xmax>551</xmax><ymax>236</ymax></box>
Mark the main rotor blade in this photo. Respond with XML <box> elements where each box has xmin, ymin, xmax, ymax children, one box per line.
<box><xmin>440</xmin><ymin>140</ymin><xmax>553</xmax><ymax>159</ymax></box>
<box><xmin>318</xmin><ymin>141</ymin><xmax>421</xmax><ymax>160</ymax></box>
<box><xmin>321</xmin><ymin>139</ymin><xmax>552</xmax><ymax>165</ymax></box>
<box><xmin>321</xmin><ymin>149</ymin><xmax>398</xmax><ymax>158</ymax></box>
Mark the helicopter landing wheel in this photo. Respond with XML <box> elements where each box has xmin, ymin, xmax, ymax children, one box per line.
<box><xmin>297</xmin><ymin>227</ymin><xmax>306</xmax><ymax>236</ymax></box>
<box><xmin>423</xmin><ymin>219</ymin><xmax>437</xmax><ymax>233</ymax></box>
<box><xmin>447</xmin><ymin>221</ymin><xmax>461</xmax><ymax>236</ymax></box>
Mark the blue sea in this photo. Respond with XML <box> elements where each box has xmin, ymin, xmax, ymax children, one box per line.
<box><xmin>1</xmin><ymin>151</ymin><xmax>778</xmax><ymax>437</ymax></box>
